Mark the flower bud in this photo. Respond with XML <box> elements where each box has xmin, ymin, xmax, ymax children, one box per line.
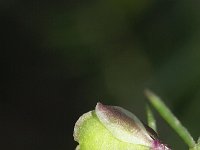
<box><xmin>73</xmin><ymin>102</ymin><xmax>171</xmax><ymax>150</ymax></box>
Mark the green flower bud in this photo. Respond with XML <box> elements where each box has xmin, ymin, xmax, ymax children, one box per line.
<box><xmin>73</xmin><ymin>103</ymin><xmax>170</xmax><ymax>150</ymax></box>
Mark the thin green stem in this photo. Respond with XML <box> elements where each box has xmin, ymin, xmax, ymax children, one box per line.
<box><xmin>145</xmin><ymin>89</ymin><xmax>196</xmax><ymax>148</ymax></box>
<box><xmin>146</xmin><ymin>104</ymin><xmax>157</xmax><ymax>132</ymax></box>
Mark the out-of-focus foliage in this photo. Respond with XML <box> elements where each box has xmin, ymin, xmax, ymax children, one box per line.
<box><xmin>1</xmin><ymin>0</ymin><xmax>200</xmax><ymax>150</ymax></box>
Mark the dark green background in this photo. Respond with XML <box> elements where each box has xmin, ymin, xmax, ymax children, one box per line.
<box><xmin>1</xmin><ymin>0</ymin><xmax>200</xmax><ymax>149</ymax></box>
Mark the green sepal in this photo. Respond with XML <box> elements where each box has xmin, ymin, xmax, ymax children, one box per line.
<box><xmin>74</xmin><ymin>111</ymin><xmax>150</xmax><ymax>150</ymax></box>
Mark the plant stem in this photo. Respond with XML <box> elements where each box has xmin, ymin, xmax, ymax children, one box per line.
<box><xmin>145</xmin><ymin>89</ymin><xmax>196</xmax><ymax>148</ymax></box>
<box><xmin>146</xmin><ymin>104</ymin><xmax>157</xmax><ymax>132</ymax></box>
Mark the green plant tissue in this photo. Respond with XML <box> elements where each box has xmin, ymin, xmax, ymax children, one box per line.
<box><xmin>73</xmin><ymin>111</ymin><xmax>149</xmax><ymax>150</ymax></box>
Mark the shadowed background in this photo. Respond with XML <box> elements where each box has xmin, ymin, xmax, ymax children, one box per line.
<box><xmin>1</xmin><ymin>0</ymin><xmax>200</xmax><ymax>149</ymax></box>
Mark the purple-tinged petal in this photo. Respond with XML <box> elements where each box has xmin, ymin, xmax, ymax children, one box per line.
<box><xmin>95</xmin><ymin>102</ymin><xmax>153</xmax><ymax>147</ymax></box>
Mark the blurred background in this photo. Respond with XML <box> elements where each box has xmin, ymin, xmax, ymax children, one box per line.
<box><xmin>1</xmin><ymin>0</ymin><xmax>200</xmax><ymax>149</ymax></box>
